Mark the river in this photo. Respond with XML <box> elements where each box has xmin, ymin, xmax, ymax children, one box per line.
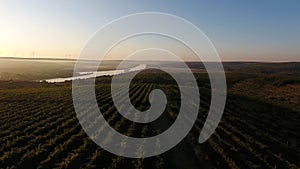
<box><xmin>42</xmin><ymin>64</ymin><xmax>147</xmax><ymax>83</ymax></box>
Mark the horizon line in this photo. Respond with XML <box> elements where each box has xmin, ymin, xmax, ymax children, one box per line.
<box><xmin>0</xmin><ymin>56</ymin><xmax>299</xmax><ymax>63</ymax></box>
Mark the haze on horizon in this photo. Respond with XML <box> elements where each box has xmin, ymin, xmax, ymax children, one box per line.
<box><xmin>0</xmin><ymin>0</ymin><xmax>299</xmax><ymax>62</ymax></box>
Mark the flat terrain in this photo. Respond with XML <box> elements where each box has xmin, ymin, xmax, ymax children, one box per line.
<box><xmin>0</xmin><ymin>70</ymin><xmax>299</xmax><ymax>169</ymax></box>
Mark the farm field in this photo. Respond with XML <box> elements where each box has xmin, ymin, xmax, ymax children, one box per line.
<box><xmin>0</xmin><ymin>71</ymin><xmax>299</xmax><ymax>169</ymax></box>
<box><xmin>2</xmin><ymin>1</ymin><xmax>300</xmax><ymax>168</ymax></box>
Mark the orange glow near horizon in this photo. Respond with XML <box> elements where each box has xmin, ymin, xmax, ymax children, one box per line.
<box><xmin>0</xmin><ymin>1</ymin><xmax>299</xmax><ymax>62</ymax></box>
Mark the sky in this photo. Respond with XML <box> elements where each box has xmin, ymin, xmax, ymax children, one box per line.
<box><xmin>0</xmin><ymin>0</ymin><xmax>299</xmax><ymax>61</ymax></box>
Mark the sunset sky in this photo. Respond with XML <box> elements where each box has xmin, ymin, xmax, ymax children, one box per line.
<box><xmin>0</xmin><ymin>0</ymin><xmax>299</xmax><ymax>61</ymax></box>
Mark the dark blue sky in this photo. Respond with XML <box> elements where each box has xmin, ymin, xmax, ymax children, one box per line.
<box><xmin>1</xmin><ymin>0</ymin><xmax>299</xmax><ymax>61</ymax></box>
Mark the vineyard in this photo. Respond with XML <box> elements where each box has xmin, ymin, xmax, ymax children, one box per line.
<box><xmin>0</xmin><ymin>72</ymin><xmax>299</xmax><ymax>169</ymax></box>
